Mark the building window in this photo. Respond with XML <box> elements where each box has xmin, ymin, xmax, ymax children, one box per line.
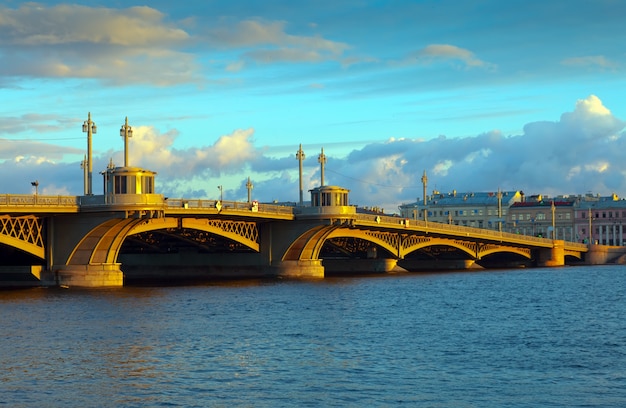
<box><xmin>114</xmin><ymin>176</ymin><xmax>127</xmax><ymax>194</ymax></box>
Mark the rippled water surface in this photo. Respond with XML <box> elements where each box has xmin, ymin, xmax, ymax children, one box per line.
<box><xmin>2</xmin><ymin>265</ymin><xmax>626</xmax><ymax>407</ymax></box>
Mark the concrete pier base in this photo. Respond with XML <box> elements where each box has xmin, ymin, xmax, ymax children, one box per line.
<box><xmin>323</xmin><ymin>258</ymin><xmax>407</xmax><ymax>275</ymax></box>
<box><xmin>398</xmin><ymin>259</ymin><xmax>477</xmax><ymax>271</ymax></box>
<box><xmin>272</xmin><ymin>260</ymin><xmax>325</xmax><ymax>279</ymax></box>
<box><xmin>47</xmin><ymin>264</ymin><xmax>124</xmax><ymax>288</ymax></box>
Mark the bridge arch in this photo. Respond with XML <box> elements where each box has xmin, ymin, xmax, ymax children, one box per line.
<box><xmin>127</xmin><ymin>217</ymin><xmax>260</xmax><ymax>252</ymax></box>
<box><xmin>280</xmin><ymin>225</ymin><xmax>538</xmax><ymax>265</ymax></box>
<box><xmin>478</xmin><ymin>245</ymin><xmax>532</xmax><ymax>260</ymax></box>
<box><xmin>66</xmin><ymin>218</ymin><xmax>144</xmax><ymax>265</ymax></box>
<box><xmin>402</xmin><ymin>237</ymin><xmax>476</xmax><ymax>259</ymax></box>
<box><xmin>67</xmin><ymin>216</ymin><xmax>261</xmax><ymax>267</ymax></box>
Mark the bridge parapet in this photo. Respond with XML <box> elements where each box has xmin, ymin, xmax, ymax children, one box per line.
<box><xmin>295</xmin><ymin>205</ymin><xmax>356</xmax><ymax>219</ymax></box>
<box><xmin>0</xmin><ymin>194</ymin><xmax>79</xmax><ymax>213</ymax></box>
<box><xmin>79</xmin><ymin>193</ymin><xmax>164</xmax><ymax>207</ymax></box>
<box><xmin>164</xmin><ymin>199</ymin><xmax>295</xmax><ymax>217</ymax></box>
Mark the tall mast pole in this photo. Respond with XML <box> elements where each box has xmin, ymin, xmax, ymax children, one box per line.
<box><xmin>296</xmin><ymin>144</ymin><xmax>305</xmax><ymax>205</ymax></box>
<box><xmin>318</xmin><ymin>148</ymin><xmax>327</xmax><ymax>186</ymax></box>
<box><xmin>246</xmin><ymin>176</ymin><xmax>253</xmax><ymax>203</ymax></box>
<box><xmin>497</xmin><ymin>187</ymin><xmax>502</xmax><ymax>232</ymax></box>
<box><xmin>421</xmin><ymin>170</ymin><xmax>428</xmax><ymax>222</ymax></box>
<box><xmin>119</xmin><ymin>116</ymin><xmax>133</xmax><ymax>167</ymax></box>
<box><xmin>80</xmin><ymin>155</ymin><xmax>88</xmax><ymax>195</ymax></box>
<box><xmin>82</xmin><ymin>112</ymin><xmax>97</xmax><ymax>195</ymax></box>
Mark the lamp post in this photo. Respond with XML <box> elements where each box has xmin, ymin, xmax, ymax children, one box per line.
<box><xmin>80</xmin><ymin>155</ymin><xmax>88</xmax><ymax>195</ymax></box>
<box><xmin>296</xmin><ymin>144</ymin><xmax>305</xmax><ymax>205</ymax></box>
<box><xmin>31</xmin><ymin>180</ymin><xmax>39</xmax><ymax>204</ymax></box>
<box><xmin>587</xmin><ymin>207</ymin><xmax>593</xmax><ymax>246</ymax></box>
<box><xmin>318</xmin><ymin>148</ymin><xmax>326</xmax><ymax>186</ymax></box>
<box><xmin>421</xmin><ymin>170</ymin><xmax>428</xmax><ymax>223</ymax></box>
<box><xmin>82</xmin><ymin>112</ymin><xmax>97</xmax><ymax>195</ymax></box>
<box><xmin>246</xmin><ymin>177</ymin><xmax>253</xmax><ymax>203</ymax></box>
<box><xmin>497</xmin><ymin>188</ymin><xmax>502</xmax><ymax>232</ymax></box>
<box><xmin>218</xmin><ymin>185</ymin><xmax>223</xmax><ymax>202</ymax></box>
<box><xmin>551</xmin><ymin>200</ymin><xmax>556</xmax><ymax>239</ymax></box>
<box><xmin>119</xmin><ymin>117</ymin><xmax>133</xmax><ymax>167</ymax></box>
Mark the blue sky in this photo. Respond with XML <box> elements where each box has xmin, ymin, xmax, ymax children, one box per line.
<box><xmin>1</xmin><ymin>0</ymin><xmax>625</xmax><ymax>212</ymax></box>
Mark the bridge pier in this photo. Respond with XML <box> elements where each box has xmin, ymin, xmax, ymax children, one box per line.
<box><xmin>44</xmin><ymin>264</ymin><xmax>124</xmax><ymax>288</ymax></box>
<box><xmin>272</xmin><ymin>260</ymin><xmax>325</xmax><ymax>279</ymax></box>
<box><xmin>323</xmin><ymin>258</ymin><xmax>406</xmax><ymax>275</ymax></box>
<box><xmin>536</xmin><ymin>240</ymin><xmax>565</xmax><ymax>267</ymax></box>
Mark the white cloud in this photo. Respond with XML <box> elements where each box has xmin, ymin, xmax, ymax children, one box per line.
<box><xmin>561</xmin><ymin>55</ymin><xmax>618</xmax><ymax>70</ymax></box>
<box><xmin>0</xmin><ymin>3</ymin><xmax>197</xmax><ymax>85</ymax></box>
<box><xmin>325</xmin><ymin>95</ymin><xmax>626</xmax><ymax>210</ymax></box>
<box><xmin>3</xmin><ymin>95</ymin><xmax>626</xmax><ymax>213</ymax></box>
<box><xmin>408</xmin><ymin>44</ymin><xmax>496</xmax><ymax>70</ymax></box>
<box><xmin>209</xmin><ymin>19</ymin><xmax>349</xmax><ymax>64</ymax></box>
<box><xmin>120</xmin><ymin>127</ymin><xmax>260</xmax><ymax>191</ymax></box>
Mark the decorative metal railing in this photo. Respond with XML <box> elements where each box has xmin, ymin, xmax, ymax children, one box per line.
<box><xmin>0</xmin><ymin>194</ymin><xmax>79</xmax><ymax>207</ymax></box>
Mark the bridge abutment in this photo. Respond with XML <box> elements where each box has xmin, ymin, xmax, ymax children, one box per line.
<box><xmin>272</xmin><ymin>260</ymin><xmax>325</xmax><ymax>279</ymax></box>
<box><xmin>323</xmin><ymin>258</ymin><xmax>407</xmax><ymax>275</ymax></box>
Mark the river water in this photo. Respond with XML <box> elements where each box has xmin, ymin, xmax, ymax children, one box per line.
<box><xmin>1</xmin><ymin>265</ymin><xmax>625</xmax><ymax>407</ymax></box>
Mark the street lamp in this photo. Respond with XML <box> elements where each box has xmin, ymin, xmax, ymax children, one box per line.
<box><xmin>296</xmin><ymin>144</ymin><xmax>305</xmax><ymax>205</ymax></box>
<box><xmin>318</xmin><ymin>148</ymin><xmax>326</xmax><ymax>186</ymax></box>
<box><xmin>119</xmin><ymin>117</ymin><xmax>133</xmax><ymax>167</ymax></box>
<box><xmin>218</xmin><ymin>185</ymin><xmax>223</xmax><ymax>202</ymax></box>
<box><xmin>551</xmin><ymin>200</ymin><xmax>556</xmax><ymax>239</ymax></box>
<box><xmin>31</xmin><ymin>181</ymin><xmax>39</xmax><ymax>202</ymax></box>
<box><xmin>80</xmin><ymin>155</ymin><xmax>88</xmax><ymax>195</ymax></box>
<box><xmin>246</xmin><ymin>177</ymin><xmax>253</xmax><ymax>203</ymax></box>
<box><xmin>587</xmin><ymin>207</ymin><xmax>593</xmax><ymax>246</ymax></box>
<box><xmin>82</xmin><ymin>112</ymin><xmax>97</xmax><ymax>195</ymax></box>
<box><xmin>421</xmin><ymin>170</ymin><xmax>428</xmax><ymax>223</ymax></box>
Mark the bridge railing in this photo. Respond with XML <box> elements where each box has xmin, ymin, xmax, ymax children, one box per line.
<box><xmin>0</xmin><ymin>194</ymin><xmax>79</xmax><ymax>207</ymax></box>
<box><xmin>165</xmin><ymin>199</ymin><xmax>295</xmax><ymax>215</ymax></box>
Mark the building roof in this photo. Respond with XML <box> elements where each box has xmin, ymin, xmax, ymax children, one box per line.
<box><xmin>510</xmin><ymin>201</ymin><xmax>574</xmax><ymax>208</ymax></box>
<box><xmin>576</xmin><ymin>198</ymin><xmax>626</xmax><ymax>210</ymax></box>
<box><xmin>400</xmin><ymin>190</ymin><xmax>520</xmax><ymax>209</ymax></box>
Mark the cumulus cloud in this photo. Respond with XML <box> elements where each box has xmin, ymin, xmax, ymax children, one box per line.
<box><xmin>119</xmin><ymin>126</ymin><xmax>261</xmax><ymax>182</ymax></box>
<box><xmin>324</xmin><ymin>95</ymin><xmax>626</xmax><ymax>210</ymax></box>
<box><xmin>2</xmin><ymin>95</ymin><xmax>625</xmax><ymax>215</ymax></box>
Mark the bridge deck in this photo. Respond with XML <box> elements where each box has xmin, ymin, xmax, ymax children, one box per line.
<box><xmin>0</xmin><ymin>194</ymin><xmax>587</xmax><ymax>252</ymax></box>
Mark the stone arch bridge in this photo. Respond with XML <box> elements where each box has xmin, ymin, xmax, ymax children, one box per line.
<box><xmin>0</xmin><ymin>193</ymin><xmax>591</xmax><ymax>287</ymax></box>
